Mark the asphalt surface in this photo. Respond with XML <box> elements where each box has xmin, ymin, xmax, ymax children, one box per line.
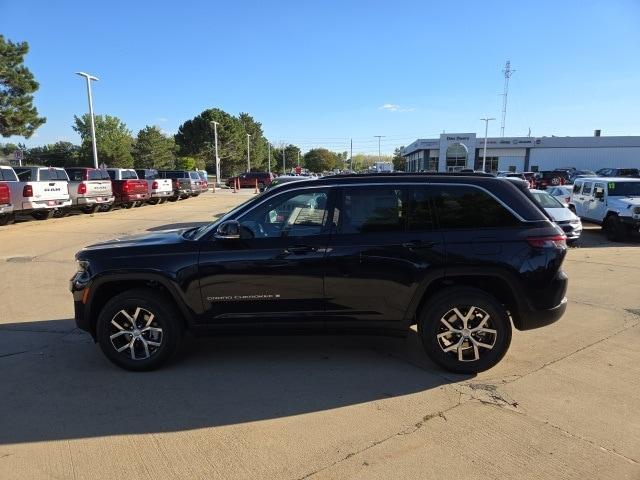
<box><xmin>0</xmin><ymin>190</ymin><xmax>639</xmax><ymax>480</ymax></box>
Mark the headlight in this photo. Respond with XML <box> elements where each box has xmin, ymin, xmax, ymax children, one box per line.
<box><xmin>634</xmin><ymin>206</ymin><xmax>640</xmax><ymax>214</ymax></box>
<box><xmin>76</xmin><ymin>259</ymin><xmax>89</xmax><ymax>273</ymax></box>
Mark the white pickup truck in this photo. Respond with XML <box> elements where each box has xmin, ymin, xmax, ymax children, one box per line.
<box><xmin>570</xmin><ymin>177</ymin><xmax>640</xmax><ymax>241</ymax></box>
<box><xmin>135</xmin><ymin>169</ymin><xmax>173</xmax><ymax>204</ymax></box>
<box><xmin>9</xmin><ymin>166</ymin><xmax>72</xmax><ymax>220</ymax></box>
<box><xmin>64</xmin><ymin>167</ymin><xmax>115</xmax><ymax>213</ymax></box>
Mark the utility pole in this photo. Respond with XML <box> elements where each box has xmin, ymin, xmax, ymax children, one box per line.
<box><xmin>500</xmin><ymin>60</ymin><xmax>515</xmax><ymax>137</ymax></box>
<box><xmin>75</xmin><ymin>72</ymin><xmax>100</xmax><ymax>169</ymax></box>
<box><xmin>350</xmin><ymin>138</ymin><xmax>353</xmax><ymax>171</ymax></box>
<box><xmin>211</xmin><ymin>121</ymin><xmax>221</xmax><ymax>187</ymax></box>
<box><xmin>374</xmin><ymin>135</ymin><xmax>385</xmax><ymax>162</ymax></box>
<box><xmin>267</xmin><ymin>142</ymin><xmax>271</xmax><ymax>174</ymax></box>
<box><xmin>282</xmin><ymin>143</ymin><xmax>286</xmax><ymax>173</ymax></box>
<box><xmin>480</xmin><ymin>117</ymin><xmax>495</xmax><ymax>172</ymax></box>
<box><xmin>246</xmin><ymin>134</ymin><xmax>251</xmax><ymax>172</ymax></box>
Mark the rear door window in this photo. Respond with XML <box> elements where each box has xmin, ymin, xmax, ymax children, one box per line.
<box><xmin>107</xmin><ymin>170</ymin><xmax>117</xmax><ymax>180</ymax></box>
<box><xmin>88</xmin><ymin>170</ymin><xmax>103</xmax><ymax>181</ymax></box>
<box><xmin>406</xmin><ymin>187</ymin><xmax>435</xmax><ymax>231</ymax></box>
<box><xmin>433</xmin><ymin>185</ymin><xmax>520</xmax><ymax>229</ymax></box>
<box><xmin>121</xmin><ymin>170</ymin><xmax>137</xmax><ymax>179</ymax></box>
<box><xmin>337</xmin><ymin>187</ymin><xmax>404</xmax><ymax>234</ymax></box>
<box><xmin>66</xmin><ymin>169</ymin><xmax>84</xmax><ymax>181</ymax></box>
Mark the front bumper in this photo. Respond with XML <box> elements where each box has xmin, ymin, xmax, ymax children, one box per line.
<box><xmin>619</xmin><ymin>216</ymin><xmax>640</xmax><ymax>230</ymax></box>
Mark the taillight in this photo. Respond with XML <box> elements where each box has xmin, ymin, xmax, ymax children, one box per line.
<box><xmin>122</xmin><ymin>182</ymin><xmax>130</xmax><ymax>192</ymax></box>
<box><xmin>152</xmin><ymin>181</ymin><xmax>158</xmax><ymax>189</ymax></box>
<box><xmin>565</xmin><ymin>196</ymin><xmax>570</xmax><ymax>203</ymax></box>
<box><xmin>77</xmin><ymin>183</ymin><xmax>87</xmax><ymax>195</ymax></box>
<box><xmin>23</xmin><ymin>185</ymin><xmax>33</xmax><ymax>197</ymax></box>
<box><xmin>0</xmin><ymin>183</ymin><xmax>10</xmax><ymax>203</ymax></box>
<box><xmin>526</xmin><ymin>235</ymin><xmax>567</xmax><ymax>249</ymax></box>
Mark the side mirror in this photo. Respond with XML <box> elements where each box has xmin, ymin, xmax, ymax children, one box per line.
<box><xmin>214</xmin><ymin>220</ymin><xmax>241</xmax><ymax>240</ymax></box>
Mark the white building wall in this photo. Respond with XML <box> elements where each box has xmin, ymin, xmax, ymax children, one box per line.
<box><xmin>498</xmin><ymin>156</ymin><xmax>525</xmax><ymax>172</ymax></box>
<box><xmin>528</xmin><ymin>147</ymin><xmax>640</xmax><ymax>171</ymax></box>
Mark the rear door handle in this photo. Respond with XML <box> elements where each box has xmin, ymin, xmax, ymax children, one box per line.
<box><xmin>284</xmin><ymin>245</ymin><xmax>316</xmax><ymax>254</ymax></box>
<box><xmin>402</xmin><ymin>240</ymin><xmax>436</xmax><ymax>249</ymax></box>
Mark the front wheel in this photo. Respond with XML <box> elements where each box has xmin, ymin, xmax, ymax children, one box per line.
<box><xmin>604</xmin><ymin>215</ymin><xmax>629</xmax><ymax>242</ymax></box>
<box><xmin>96</xmin><ymin>289</ymin><xmax>183</xmax><ymax>371</ymax></box>
<box><xmin>418</xmin><ymin>288</ymin><xmax>512</xmax><ymax>374</ymax></box>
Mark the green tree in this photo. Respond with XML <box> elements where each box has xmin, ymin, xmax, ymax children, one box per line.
<box><xmin>0</xmin><ymin>36</ymin><xmax>46</xmax><ymax>138</ymax></box>
<box><xmin>175</xmin><ymin>156</ymin><xmax>197</xmax><ymax>170</ymax></box>
<box><xmin>238</xmin><ymin>112</ymin><xmax>267</xmax><ymax>171</ymax></box>
<box><xmin>73</xmin><ymin>114</ymin><xmax>134</xmax><ymax>168</ymax></box>
<box><xmin>271</xmin><ymin>144</ymin><xmax>302</xmax><ymax>173</ymax></box>
<box><xmin>303</xmin><ymin>148</ymin><xmax>339</xmax><ymax>173</ymax></box>
<box><xmin>392</xmin><ymin>146</ymin><xmax>405</xmax><ymax>171</ymax></box>
<box><xmin>175</xmin><ymin>108</ymin><xmax>246</xmax><ymax>176</ymax></box>
<box><xmin>132</xmin><ymin>125</ymin><xmax>176</xmax><ymax>169</ymax></box>
<box><xmin>25</xmin><ymin>141</ymin><xmax>80</xmax><ymax>167</ymax></box>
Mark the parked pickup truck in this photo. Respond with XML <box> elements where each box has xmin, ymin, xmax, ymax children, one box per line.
<box><xmin>106</xmin><ymin>169</ymin><xmax>149</xmax><ymax>208</ymax></box>
<box><xmin>0</xmin><ymin>180</ymin><xmax>13</xmax><ymax>226</ymax></box>
<box><xmin>158</xmin><ymin>170</ymin><xmax>193</xmax><ymax>201</ymax></box>
<box><xmin>11</xmin><ymin>166</ymin><xmax>71</xmax><ymax>220</ymax></box>
<box><xmin>135</xmin><ymin>169</ymin><xmax>173</xmax><ymax>204</ymax></box>
<box><xmin>571</xmin><ymin>177</ymin><xmax>640</xmax><ymax>241</ymax></box>
<box><xmin>65</xmin><ymin>167</ymin><xmax>115</xmax><ymax>213</ymax></box>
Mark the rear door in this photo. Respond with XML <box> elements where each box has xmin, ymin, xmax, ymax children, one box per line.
<box><xmin>323</xmin><ymin>184</ymin><xmax>446</xmax><ymax>330</ymax></box>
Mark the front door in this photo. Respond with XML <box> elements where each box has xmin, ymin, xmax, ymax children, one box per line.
<box><xmin>588</xmin><ymin>181</ymin><xmax>607</xmax><ymax>221</ymax></box>
<box><xmin>323</xmin><ymin>185</ymin><xmax>446</xmax><ymax>330</ymax></box>
<box><xmin>575</xmin><ymin>181</ymin><xmax>593</xmax><ymax>218</ymax></box>
<box><xmin>198</xmin><ymin>187</ymin><xmax>334</xmax><ymax>327</ymax></box>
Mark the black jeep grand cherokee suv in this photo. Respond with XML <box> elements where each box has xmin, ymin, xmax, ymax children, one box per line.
<box><xmin>71</xmin><ymin>173</ymin><xmax>568</xmax><ymax>373</ymax></box>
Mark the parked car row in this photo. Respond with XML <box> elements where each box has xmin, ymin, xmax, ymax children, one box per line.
<box><xmin>0</xmin><ymin>165</ymin><xmax>210</xmax><ymax>226</ymax></box>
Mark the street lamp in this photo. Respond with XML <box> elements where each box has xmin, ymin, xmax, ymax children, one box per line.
<box><xmin>480</xmin><ymin>118</ymin><xmax>495</xmax><ymax>173</ymax></box>
<box><xmin>210</xmin><ymin>121</ymin><xmax>221</xmax><ymax>187</ymax></box>
<box><xmin>76</xmin><ymin>72</ymin><xmax>100</xmax><ymax>169</ymax></box>
<box><xmin>246</xmin><ymin>134</ymin><xmax>251</xmax><ymax>172</ymax></box>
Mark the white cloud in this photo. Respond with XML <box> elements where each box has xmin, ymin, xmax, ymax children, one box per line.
<box><xmin>155</xmin><ymin>117</ymin><xmax>168</xmax><ymax>123</ymax></box>
<box><xmin>378</xmin><ymin>103</ymin><xmax>415</xmax><ymax>112</ymax></box>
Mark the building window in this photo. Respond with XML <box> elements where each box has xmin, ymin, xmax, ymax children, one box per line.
<box><xmin>530</xmin><ymin>165</ymin><xmax>539</xmax><ymax>172</ymax></box>
<box><xmin>445</xmin><ymin>143</ymin><xmax>468</xmax><ymax>172</ymax></box>
<box><xmin>475</xmin><ymin>156</ymin><xmax>498</xmax><ymax>173</ymax></box>
<box><xmin>508</xmin><ymin>165</ymin><xmax>516</xmax><ymax>172</ymax></box>
<box><xmin>428</xmin><ymin>157</ymin><xmax>438</xmax><ymax>172</ymax></box>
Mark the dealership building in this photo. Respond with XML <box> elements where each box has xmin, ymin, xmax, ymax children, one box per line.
<box><xmin>402</xmin><ymin>133</ymin><xmax>640</xmax><ymax>173</ymax></box>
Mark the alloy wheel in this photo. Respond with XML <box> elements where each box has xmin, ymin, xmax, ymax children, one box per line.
<box><xmin>108</xmin><ymin>307</ymin><xmax>163</xmax><ymax>360</ymax></box>
<box><xmin>436</xmin><ymin>306</ymin><xmax>497</xmax><ymax>362</ymax></box>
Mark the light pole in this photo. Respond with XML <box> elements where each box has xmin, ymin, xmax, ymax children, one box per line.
<box><xmin>374</xmin><ymin>135</ymin><xmax>385</xmax><ymax>163</ymax></box>
<box><xmin>76</xmin><ymin>72</ymin><xmax>100</xmax><ymax>169</ymax></box>
<box><xmin>267</xmin><ymin>142</ymin><xmax>271</xmax><ymax>174</ymax></box>
<box><xmin>246</xmin><ymin>134</ymin><xmax>251</xmax><ymax>172</ymax></box>
<box><xmin>480</xmin><ymin>118</ymin><xmax>495</xmax><ymax>172</ymax></box>
<box><xmin>282</xmin><ymin>143</ymin><xmax>286</xmax><ymax>173</ymax></box>
<box><xmin>210</xmin><ymin>121</ymin><xmax>221</xmax><ymax>187</ymax></box>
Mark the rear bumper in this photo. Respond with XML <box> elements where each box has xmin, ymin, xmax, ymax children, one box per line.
<box><xmin>75</xmin><ymin>195</ymin><xmax>115</xmax><ymax>206</ymax></box>
<box><xmin>150</xmin><ymin>190</ymin><xmax>173</xmax><ymax>198</ymax></box>
<box><xmin>515</xmin><ymin>270</ymin><xmax>568</xmax><ymax>331</ymax></box>
<box><xmin>21</xmin><ymin>199</ymin><xmax>71</xmax><ymax>211</ymax></box>
<box><xmin>0</xmin><ymin>204</ymin><xmax>13</xmax><ymax>214</ymax></box>
<box><xmin>117</xmin><ymin>193</ymin><xmax>149</xmax><ymax>203</ymax></box>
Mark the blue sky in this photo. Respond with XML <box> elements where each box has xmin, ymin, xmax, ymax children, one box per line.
<box><xmin>2</xmin><ymin>0</ymin><xmax>639</xmax><ymax>154</ymax></box>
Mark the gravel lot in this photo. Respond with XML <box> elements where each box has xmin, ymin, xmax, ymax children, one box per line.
<box><xmin>1</xmin><ymin>190</ymin><xmax>639</xmax><ymax>480</ymax></box>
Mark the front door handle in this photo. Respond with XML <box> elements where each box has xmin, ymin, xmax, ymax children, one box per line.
<box><xmin>283</xmin><ymin>245</ymin><xmax>316</xmax><ymax>255</ymax></box>
<box><xmin>402</xmin><ymin>240</ymin><xmax>436</xmax><ymax>249</ymax></box>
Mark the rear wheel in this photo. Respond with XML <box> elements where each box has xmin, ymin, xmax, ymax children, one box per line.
<box><xmin>0</xmin><ymin>213</ymin><xmax>15</xmax><ymax>226</ymax></box>
<box><xmin>32</xmin><ymin>210</ymin><xmax>54</xmax><ymax>221</ymax></box>
<box><xmin>96</xmin><ymin>289</ymin><xmax>183</xmax><ymax>371</ymax></box>
<box><xmin>122</xmin><ymin>202</ymin><xmax>134</xmax><ymax>209</ymax></box>
<box><xmin>418</xmin><ymin>288</ymin><xmax>512</xmax><ymax>374</ymax></box>
<box><xmin>604</xmin><ymin>215</ymin><xmax>629</xmax><ymax>242</ymax></box>
<box><xmin>81</xmin><ymin>205</ymin><xmax>99</xmax><ymax>214</ymax></box>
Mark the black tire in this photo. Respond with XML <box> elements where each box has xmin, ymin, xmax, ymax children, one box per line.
<box><xmin>122</xmin><ymin>202</ymin><xmax>134</xmax><ymax>209</ymax></box>
<box><xmin>418</xmin><ymin>287</ymin><xmax>512</xmax><ymax>374</ymax></box>
<box><xmin>168</xmin><ymin>197</ymin><xmax>179</xmax><ymax>202</ymax></box>
<box><xmin>133</xmin><ymin>201</ymin><xmax>143</xmax><ymax>208</ymax></box>
<box><xmin>96</xmin><ymin>289</ymin><xmax>184</xmax><ymax>371</ymax></box>
<box><xmin>147</xmin><ymin>199</ymin><xmax>159</xmax><ymax>205</ymax></box>
<box><xmin>158</xmin><ymin>198</ymin><xmax>167</xmax><ymax>204</ymax></box>
<box><xmin>0</xmin><ymin>213</ymin><xmax>15</xmax><ymax>226</ymax></box>
<box><xmin>81</xmin><ymin>205</ymin><xmax>99</xmax><ymax>214</ymax></box>
<box><xmin>32</xmin><ymin>210</ymin><xmax>54</xmax><ymax>221</ymax></box>
<box><xmin>604</xmin><ymin>215</ymin><xmax>628</xmax><ymax>242</ymax></box>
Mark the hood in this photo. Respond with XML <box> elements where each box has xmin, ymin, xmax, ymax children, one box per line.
<box><xmin>544</xmin><ymin>206</ymin><xmax>579</xmax><ymax>223</ymax></box>
<box><xmin>82</xmin><ymin>228</ymin><xmax>186</xmax><ymax>251</ymax></box>
<box><xmin>610</xmin><ymin>197</ymin><xmax>640</xmax><ymax>207</ymax></box>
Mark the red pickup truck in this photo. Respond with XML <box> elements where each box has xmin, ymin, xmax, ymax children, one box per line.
<box><xmin>0</xmin><ymin>181</ymin><xmax>13</xmax><ymax>226</ymax></box>
<box><xmin>106</xmin><ymin>168</ymin><xmax>149</xmax><ymax>208</ymax></box>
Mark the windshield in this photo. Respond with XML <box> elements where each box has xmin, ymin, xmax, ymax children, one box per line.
<box><xmin>607</xmin><ymin>181</ymin><xmax>640</xmax><ymax>196</ymax></box>
<box><xmin>531</xmin><ymin>191</ymin><xmax>564</xmax><ymax>208</ymax></box>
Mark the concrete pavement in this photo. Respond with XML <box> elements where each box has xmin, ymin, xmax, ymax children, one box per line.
<box><xmin>0</xmin><ymin>193</ymin><xmax>638</xmax><ymax>479</ymax></box>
